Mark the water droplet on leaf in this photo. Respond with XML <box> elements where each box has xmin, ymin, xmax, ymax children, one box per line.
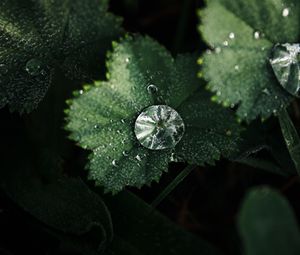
<box><xmin>229</xmin><ymin>32</ymin><xmax>235</xmax><ymax>39</ymax></box>
<box><xmin>134</xmin><ymin>105</ymin><xmax>185</xmax><ymax>150</ymax></box>
<box><xmin>135</xmin><ymin>154</ymin><xmax>142</xmax><ymax>161</ymax></box>
<box><xmin>282</xmin><ymin>8</ymin><xmax>290</xmax><ymax>17</ymax></box>
<box><xmin>112</xmin><ymin>159</ymin><xmax>118</xmax><ymax>167</ymax></box>
<box><xmin>25</xmin><ymin>58</ymin><xmax>45</xmax><ymax>76</ymax></box>
<box><xmin>147</xmin><ymin>84</ymin><xmax>158</xmax><ymax>94</ymax></box>
<box><xmin>253</xmin><ymin>31</ymin><xmax>261</xmax><ymax>39</ymax></box>
<box><xmin>269</xmin><ymin>43</ymin><xmax>300</xmax><ymax>96</ymax></box>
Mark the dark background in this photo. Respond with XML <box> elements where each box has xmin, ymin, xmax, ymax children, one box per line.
<box><xmin>1</xmin><ymin>1</ymin><xmax>300</xmax><ymax>255</ymax></box>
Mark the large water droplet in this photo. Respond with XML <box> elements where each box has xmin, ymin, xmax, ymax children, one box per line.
<box><xmin>134</xmin><ymin>105</ymin><xmax>185</xmax><ymax>150</ymax></box>
<box><xmin>25</xmin><ymin>59</ymin><xmax>44</xmax><ymax>76</ymax></box>
<box><xmin>269</xmin><ymin>43</ymin><xmax>300</xmax><ymax>96</ymax></box>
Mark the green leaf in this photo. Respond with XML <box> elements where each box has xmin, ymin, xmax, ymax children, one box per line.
<box><xmin>199</xmin><ymin>0</ymin><xmax>300</xmax><ymax>121</ymax></box>
<box><xmin>104</xmin><ymin>191</ymin><xmax>223</xmax><ymax>255</ymax></box>
<box><xmin>0</xmin><ymin>0</ymin><xmax>122</xmax><ymax>113</ymax></box>
<box><xmin>0</xmin><ymin>129</ymin><xmax>113</xmax><ymax>255</ymax></box>
<box><xmin>1</xmin><ymin>174</ymin><xmax>113</xmax><ymax>254</ymax></box>
<box><xmin>66</xmin><ymin>35</ymin><xmax>242</xmax><ymax>193</ymax></box>
<box><xmin>278</xmin><ymin>108</ymin><xmax>300</xmax><ymax>175</ymax></box>
<box><xmin>238</xmin><ymin>187</ymin><xmax>300</xmax><ymax>255</ymax></box>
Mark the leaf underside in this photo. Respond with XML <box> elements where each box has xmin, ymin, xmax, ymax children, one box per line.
<box><xmin>66</xmin><ymin>35</ymin><xmax>241</xmax><ymax>193</ymax></box>
<box><xmin>200</xmin><ymin>0</ymin><xmax>300</xmax><ymax>122</ymax></box>
<box><xmin>0</xmin><ymin>0</ymin><xmax>122</xmax><ymax>113</ymax></box>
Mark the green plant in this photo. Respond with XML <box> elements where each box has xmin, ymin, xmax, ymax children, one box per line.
<box><xmin>1</xmin><ymin>0</ymin><xmax>300</xmax><ymax>254</ymax></box>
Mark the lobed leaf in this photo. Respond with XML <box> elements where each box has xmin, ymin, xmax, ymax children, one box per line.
<box><xmin>66</xmin><ymin>35</ymin><xmax>242</xmax><ymax>193</ymax></box>
<box><xmin>199</xmin><ymin>0</ymin><xmax>300</xmax><ymax>121</ymax></box>
<box><xmin>0</xmin><ymin>0</ymin><xmax>122</xmax><ymax>113</ymax></box>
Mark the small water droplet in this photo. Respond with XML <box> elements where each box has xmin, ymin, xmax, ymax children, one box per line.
<box><xmin>215</xmin><ymin>47</ymin><xmax>221</xmax><ymax>54</ymax></box>
<box><xmin>229</xmin><ymin>32</ymin><xmax>235</xmax><ymax>39</ymax></box>
<box><xmin>147</xmin><ymin>84</ymin><xmax>158</xmax><ymax>94</ymax></box>
<box><xmin>0</xmin><ymin>63</ymin><xmax>8</xmax><ymax>74</ymax></box>
<box><xmin>234</xmin><ymin>65</ymin><xmax>239</xmax><ymax>71</ymax></box>
<box><xmin>125</xmin><ymin>57</ymin><xmax>130</xmax><ymax>63</ymax></box>
<box><xmin>253</xmin><ymin>31</ymin><xmax>261</xmax><ymax>39</ymax></box>
<box><xmin>122</xmin><ymin>151</ymin><xmax>129</xmax><ymax>157</ymax></box>
<box><xmin>262</xmin><ymin>88</ymin><xmax>270</xmax><ymax>95</ymax></box>
<box><xmin>94</xmin><ymin>124</ymin><xmax>99</xmax><ymax>129</ymax></box>
<box><xmin>223</xmin><ymin>41</ymin><xmax>229</xmax><ymax>46</ymax></box>
<box><xmin>112</xmin><ymin>159</ymin><xmax>118</xmax><ymax>167</ymax></box>
<box><xmin>25</xmin><ymin>58</ymin><xmax>45</xmax><ymax>76</ymax></box>
<box><xmin>269</xmin><ymin>43</ymin><xmax>300</xmax><ymax>96</ymax></box>
<box><xmin>79</xmin><ymin>90</ymin><xmax>84</xmax><ymax>95</ymax></box>
<box><xmin>282</xmin><ymin>8</ymin><xmax>290</xmax><ymax>17</ymax></box>
<box><xmin>134</xmin><ymin>105</ymin><xmax>185</xmax><ymax>150</ymax></box>
<box><xmin>135</xmin><ymin>155</ymin><xmax>142</xmax><ymax>161</ymax></box>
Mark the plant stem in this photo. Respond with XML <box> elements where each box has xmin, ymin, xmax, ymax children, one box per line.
<box><xmin>151</xmin><ymin>165</ymin><xmax>196</xmax><ymax>209</ymax></box>
<box><xmin>278</xmin><ymin>108</ymin><xmax>300</xmax><ymax>176</ymax></box>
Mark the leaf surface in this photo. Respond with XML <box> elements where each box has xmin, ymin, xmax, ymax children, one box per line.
<box><xmin>66</xmin><ymin>35</ymin><xmax>242</xmax><ymax>193</ymax></box>
<box><xmin>199</xmin><ymin>0</ymin><xmax>300</xmax><ymax>121</ymax></box>
<box><xmin>0</xmin><ymin>0</ymin><xmax>122</xmax><ymax>112</ymax></box>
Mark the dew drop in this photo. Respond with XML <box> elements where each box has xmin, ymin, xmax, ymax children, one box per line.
<box><xmin>0</xmin><ymin>63</ymin><xmax>8</xmax><ymax>74</ymax></box>
<box><xmin>253</xmin><ymin>31</ymin><xmax>261</xmax><ymax>39</ymax></box>
<box><xmin>134</xmin><ymin>105</ymin><xmax>185</xmax><ymax>150</ymax></box>
<box><xmin>234</xmin><ymin>65</ymin><xmax>239</xmax><ymax>71</ymax></box>
<box><xmin>147</xmin><ymin>84</ymin><xmax>158</xmax><ymax>94</ymax></box>
<box><xmin>25</xmin><ymin>58</ymin><xmax>45</xmax><ymax>76</ymax></box>
<box><xmin>122</xmin><ymin>151</ymin><xmax>129</xmax><ymax>157</ymax></box>
<box><xmin>269</xmin><ymin>43</ymin><xmax>300</xmax><ymax>96</ymax></box>
<box><xmin>229</xmin><ymin>32</ymin><xmax>235</xmax><ymax>39</ymax></box>
<box><xmin>223</xmin><ymin>41</ymin><xmax>229</xmax><ymax>46</ymax></box>
<box><xmin>135</xmin><ymin>154</ymin><xmax>142</xmax><ymax>161</ymax></box>
<box><xmin>282</xmin><ymin>8</ymin><xmax>290</xmax><ymax>17</ymax></box>
<box><xmin>112</xmin><ymin>159</ymin><xmax>118</xmax><ymax>167</ymax></box>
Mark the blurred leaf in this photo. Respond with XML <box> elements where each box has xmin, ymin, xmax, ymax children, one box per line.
<box><xmin>278</xmin><ymin>108</ymin><xmax>300</xmax><ymax>175</ymax></box>
<box><xmin>238</xmin><ymin>187</ymin><xmax>300</xmax><ymax>255</ymax></box>
<box><xmin>199</xmin><ymin>0</ymin><xmax>299</xmax><ymax>121</ymax></box>
<box><xmin>65</xmin><ymin>35</ymin><xmax>242</xmax><ymax>193</ymax></box>
<box><xmin>0</xmin><ymin>0</ymin><xmax>122</xmax><ymax>113</ymax></box>
<box><xmin>1</xmin><ymin>174</ymin><xmax>113</xmax><ymax>255</ymax></box>
<box><xmin>0</xmin><ymin>127</ymin><xmax>113</xmax><ymax>255</ymax></box>
<box><xmin>104</xmin><ymin>191</ymin><xmax>222</xmax><ymax>255</ymax></box>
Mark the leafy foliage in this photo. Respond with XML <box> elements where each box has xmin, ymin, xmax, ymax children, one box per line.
<box><xmin>105</xmin><ymin>191</ymin><xmax>222</xmax><ymax>255</ymax></box>
<box><xmin>0</xmin><ymin>0</ymin><xmax>122</xmax><ymax>113</ymax></box>
<box><xmin>199</xmin><ymin>0</ymin><xmax>300</xmax><ymax>121</ymax></box>
<box><xmin>65</xmin><ymin>35</ymin><xmax>242</xmax><ymax>193</ymax></box>
<box><xmin>238</xmin><ymin>187</ymin><xmax>300</xmax><ymax>255</ymax></box>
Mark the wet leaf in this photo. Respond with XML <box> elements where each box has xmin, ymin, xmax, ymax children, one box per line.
<box><xmin>0</xmin><ymin>0</ymin><xmax>122</xmax><ymax>113</ymax></box>
<box><xmin>199</xmin><ymin>0</ymin><xmax>300</xmax><ymax>121</ymax></box>
<box><xmin>65</xmin><ymin>35</ymin><xmax>242</xmax><ymax>193</ymax></box>
<box><xmin>238</xmin><ymin>187</ymin><xmax>300</xmax><ymax>255</ymax></box>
